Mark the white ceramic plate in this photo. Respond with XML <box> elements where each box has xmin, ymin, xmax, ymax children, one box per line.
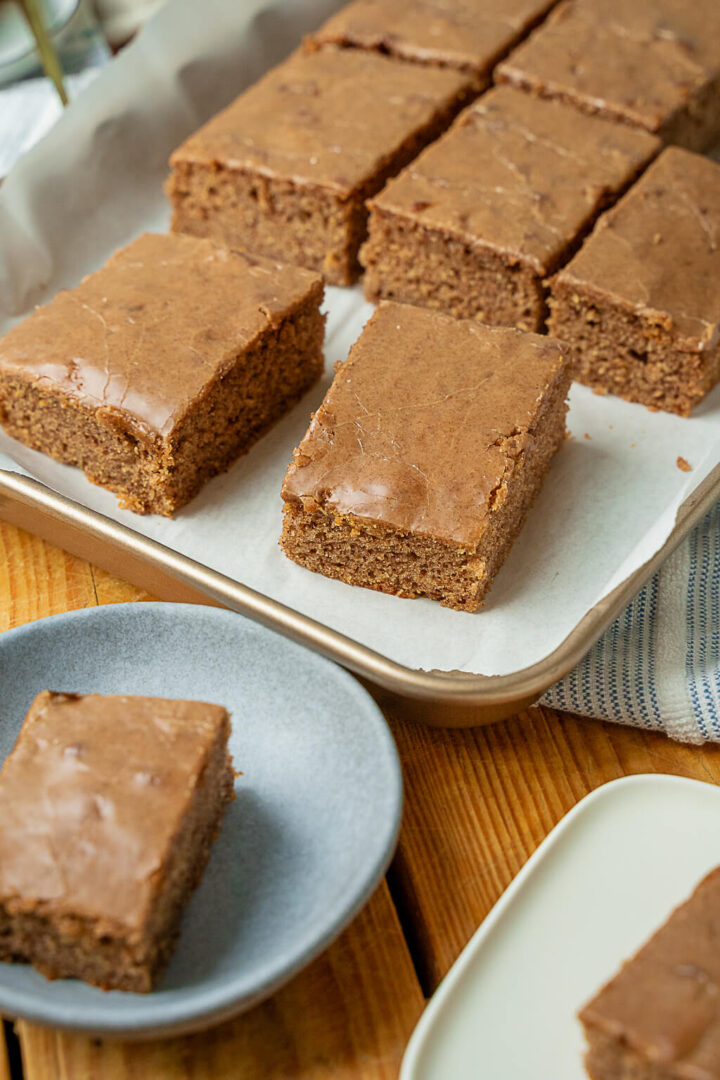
<box><xmin>402</xmin><ymin>774</ymin><xmax>720</xmax><ymax>1080</ymax></box>
<box><xmin>0</xmin><ymin>602</ymin><xmax>402</xmax><ymax>1038</ymax></box>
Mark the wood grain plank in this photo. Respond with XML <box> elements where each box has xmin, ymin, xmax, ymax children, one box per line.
<box><xmin>89</xmin><ymin>563</ymin><xmax>153</xmax><ymax>607</ymax></box>
<box><xmin>386</xmin><ymin>699</ymin><xmax>720</xmax><ymax>992</ymax></box>
<box><xmin>0</xmin><ymin>524</ymin><xmax>151</xmax><ymax>631</ymax></box>
<box><xmin>0</xmin><ymin>522</ymin><xmax>423</xmax><ymax>1079</ymax></box>
<box><xmin>0</xmin><ymin>523</ymin><xmax>98</xmax><ymax>630</ymax></box>
<box><xmin>7</xmin><ymin>516</ymin><xmax>718</xmax><ymax>1077</ymax></box>
<box><xmin>17</xmin><ymin>883</ymin><xmax>423</xmax><ymax>1080</ymax></box>
<box><xmin>0</xmin><ymin>1028</ymin><xmax>10</xmax><ymax>1080</ymax></box>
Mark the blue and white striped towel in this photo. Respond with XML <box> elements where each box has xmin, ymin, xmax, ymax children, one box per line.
<box><xmin>542</xmin><ymin>501</ymin><xmax>720</xmax><ymax>744</ymax></box>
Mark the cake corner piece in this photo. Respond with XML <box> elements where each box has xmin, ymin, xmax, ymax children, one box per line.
<box><xmin>280</xmin><ymin>301</ymin><xmax>570</xmax><ymax>611</ymax></box>
<box><xmin>547</xmin><ymin>146</ymin><xmax>720</xmax><ymax>416</ymax></box>
<box><xmin>0</xmin><ymin>232</ymin><xmax>326</xmax><ymax>515</ymax></box>
<box><xmin>303</xmin><ymin>0</ymin><xmax>559</xmax><ymax>89</ymax></box>
<box><xmin>0</xmin><ymin>690</ymin><xmax>235</xmax><ymax>992</ymax></box>
<box><xmin>495</xmin><ymin>0</ymin><xmax>720</xmax><ymax>153</ymax></box>
<box><xmin>166</xmin><ymin>46</ymin><xmax>475</xmax><ymax>286</ymax></box>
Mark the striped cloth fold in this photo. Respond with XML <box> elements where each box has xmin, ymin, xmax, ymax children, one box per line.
<box><xmin>542</xmin><ymin>501</ymin><xmax>720</xmax><ymax>744</ymax></box>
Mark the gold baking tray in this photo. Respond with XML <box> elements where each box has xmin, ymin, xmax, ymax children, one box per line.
<box><xmin>2</xmin><ymin>462</ymin><xmax>719</xmax><ymax>726</ymax></box>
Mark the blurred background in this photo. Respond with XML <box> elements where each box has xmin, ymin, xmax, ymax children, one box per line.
<box><xmin>0</xmin><ymin>0</ymin><xmax>162</xmax><ymax>174</ymax></box>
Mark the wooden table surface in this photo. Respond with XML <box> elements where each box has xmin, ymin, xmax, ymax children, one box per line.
<box><xmin>2</xmin><ymin>521</ymin><xmax>720</xmax><ymax>1080</ymax></box>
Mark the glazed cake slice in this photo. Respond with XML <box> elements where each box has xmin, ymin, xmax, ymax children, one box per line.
<box><xmin>0</xmin><ymin>233</ymin><xmax>325</xmax><ymax>515</ymax></box>
<box><xmin>496</xmin><ymin>0</ymin><xmax>720</xmax><ymax>152</ymax></box>
<box><xmin>580</xmin><ymin>868</ymin><xmax>720</xmax><ymax>1079</ymax></box>
<box><xmin>361</xmin><ymin>87</ymin><xmax>659</xmax><ymax>330</ymax></box>
<box><xmin>167</xmin><ymin>47</ymin><xmax>474</xmax><ymax>285</ymax></box>
<box><xmin>281</xmin><ymin>302</ymin><xmax>570</xmax><ymax>611</ymax></box>
<box><xmin>305</xmin><ymin>0</ymin><xmax>559</xmax><ymax>89</ymax></box>
<box><xmin>0</xmin><ymin>692</ymin><xmax>234</xmax><ymax>992</ymax></box>
<box><xmin>548</xmin><ymin>147</ymin><xmax>720</xmax><ymax>416</ymax></box>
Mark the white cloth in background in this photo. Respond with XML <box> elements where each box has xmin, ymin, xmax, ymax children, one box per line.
<box><xmin>0</xmin><ymin>68</ymin><xmax>100</xmax><ymax>177</ymax></box>
<box><xmin>94</xmin><ymin>0</ymin><xmax>166</xmax><ymax>46</ymax></box>
<box><xmin>0</xmin><ymin>0</ymin><xmax>108</xmax><ymax>177</ymax></box>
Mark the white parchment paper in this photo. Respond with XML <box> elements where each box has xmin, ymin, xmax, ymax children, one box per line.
<box><xmin>0</xmin><ymin>0</ymin><xmax>719</xmax><ymax>677</ymax></box>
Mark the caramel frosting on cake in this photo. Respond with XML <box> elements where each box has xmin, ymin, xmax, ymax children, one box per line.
<box><xmin>0</xmin><ymin>692</ymin><xmax>228</xmax><ymax>930</ymax></box>
<box><xmin>370</xmin><ymin>86</ymin><xmax>660</xmax><ymax>275</ymax></box>
<box><xmin>0</xmin><ymin>233</ymin><xmax>322</xmax><ymax>441</ymax></box>
<box><xmin>170</xmin><ymin>47</ymin><xmax>472</xmax><ymax>197</ymax></box>
<box><xmin>497</xmin><ymin>0</ymin><xmax>720</xmax><ymax>134</ymax></box>
<box><xmin>307</xmin><ymin>0</ymin><xmax>557</xmax><ymax>79</ymax></box>
<box><xmin>282</xmin><ymin>301</ymin><xmax>568</xmax><ymax>546</ymax></box>
<box><xmin>555</xmin><ymin>147</ymin><xmax>720</xmax><ymax>351</ymax></box>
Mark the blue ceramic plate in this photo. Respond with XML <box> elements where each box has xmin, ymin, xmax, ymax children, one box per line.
<box><xmin>0</xmin><ymin>603</ymin><xmax>402</xmax><ymax>1038</ymax></box>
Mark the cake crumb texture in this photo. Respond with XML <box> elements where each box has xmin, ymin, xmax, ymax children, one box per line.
<box><xmin>0</xmin><ymin>233</ymin><xmax>325</xmax><ymax>515</ymax></box>
<box><xmin>548</xmin><ymin>147</ymin><xmax>720</xmax><ymax>415</ymax></box>
<box><xmin>362</xmin><ymin>86</ymin><xmax>659</xmax><ymax>328</ymax></box>
<box><xmin>281</xmin><ymin>302</ymin><xmax>570</xmax><ymax>610</ymax></box>
<box><xmin>0</xmin><ymin>691</ymin><xmax>235</xmax><ymax>992</ymax></box>
<box><xmin>168</xmin><ymin>47</ymin><xmax>474</xmax><ymax>284</ymax></box>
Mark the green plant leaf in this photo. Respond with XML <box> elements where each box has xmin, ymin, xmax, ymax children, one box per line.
<box><xmin>16</xmin><ymin>0</ymin><xmax>68</xmax><ymax>105</ymax></box>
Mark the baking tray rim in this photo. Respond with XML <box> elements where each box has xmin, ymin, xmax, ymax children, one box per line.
<box><xmin>1</xmin><ymin>462</ymin><xmax>718</xmax><ymax>724</ymax></box>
